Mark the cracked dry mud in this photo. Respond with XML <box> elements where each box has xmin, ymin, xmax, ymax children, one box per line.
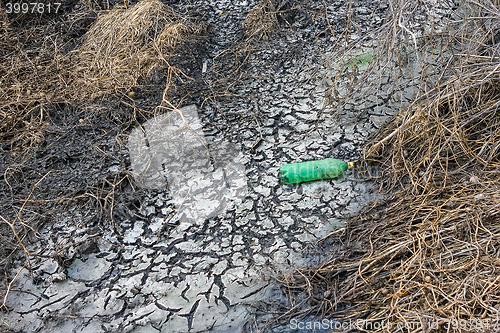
<box><xmin>1</xmin><ymin>0</ymin><xmax>456</xmax><ymax>332</ymax></box>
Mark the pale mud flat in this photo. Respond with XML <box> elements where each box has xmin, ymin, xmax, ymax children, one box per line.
<box><xmin>1</xmin><ymin>0</ymin><xmax>456</xmax><ymax>332</ymax></box>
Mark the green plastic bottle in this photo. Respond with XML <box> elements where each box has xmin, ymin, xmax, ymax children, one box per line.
<box><xmin>279</xmin><ymin>158</ymin><xmax>353</xmax><ymax>184</ymax></box>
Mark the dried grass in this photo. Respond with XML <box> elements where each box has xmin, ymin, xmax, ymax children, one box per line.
<box><xmin>73</xmin><ymin>0</ymin><xmax>203</xmax><ymax>99</ymax></box>
<box><xmin>277</xmin><ymin>1</ymin><xmax>500</xmax><ymax>332</ymax></box>
<box><xmin>242</xmin><ymin>0</ymin><xmax>279</xmax><ymax>40</ymax></box>
<box><xmin>0</xmin><ymin>0</ymin><xmax>204</xmax><ymax>149</ymax></box>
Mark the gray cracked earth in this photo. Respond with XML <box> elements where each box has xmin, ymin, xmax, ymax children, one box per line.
<box><xmin>1</xmin><ymin>0</ymin><xmax>456</xmax><ymax>332</ymax></box>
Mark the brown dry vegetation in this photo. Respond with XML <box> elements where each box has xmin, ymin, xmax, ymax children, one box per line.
<box><xmin>277</xmin><ymin>1</ymin><xmax>500</xmax><ymax>332</ymax></box>
<box><xmin>242</xmin><ymin>0</ymin><xmax>279</xmax><ymax>40</ymax></box>
<box><xmin>74</xmin><ymin>0</ymin><xmax>204</xmax><ymax>100</ymax></box>
<box><xmin>0</xmin><ymin>0</ymin><xmax>204</xmax><ymax>153</ymax></box>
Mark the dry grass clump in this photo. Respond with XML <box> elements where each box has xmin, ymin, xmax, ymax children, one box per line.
<box><xmin>0</xmin><ymin>0</ymin><xmax>203</xmax><ymax>150</ymax></box>
<box><xmin>277</xmin><ymin>1</ymin><xmax>500</xmax><ymax>331</ymax></box>
<box><xmin>73</xmin><ymin>0</ymin><xmax>204</xmax><ymax>99</ymax></box>
<box><xmin>242</xmin><ymin>0</ymin><xmax>279</xmax><ymax>40</ymax></box>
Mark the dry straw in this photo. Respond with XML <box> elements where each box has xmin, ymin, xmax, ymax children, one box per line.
<box><xmin>242</xmin><ymin>0</ymin><xmax>279</xmax><ymax>40</ymax></box>
<box><xmin>0</xmin><ymin>0</ymin><xmax>203</xmax><ymax>149</ymax></box>
<box><xmin>277</xmin><ymin>1</ymin><xmax>500</xmax><ymax>332</ymax></box>
<box><xmin>73</xmin><ymin>0</ymin><xmax>203</xmax><ymax>99</ymax></box>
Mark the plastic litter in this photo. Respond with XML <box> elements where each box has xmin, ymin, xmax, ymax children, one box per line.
<box><xmin>279</xmin><ymin>158</ymin><xmax>353</xmax><ymax>184</ymax></box>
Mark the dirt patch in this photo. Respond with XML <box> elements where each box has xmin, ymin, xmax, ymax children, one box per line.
<box><xmin>0</xmin><ymin>1</ymin><xmax>378</xmax><ymax>331</ymax></box>
<box><xmin>0</xmin><ymin>0</ymin><xmax>205</xmax><ymax>289</ymax></box>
